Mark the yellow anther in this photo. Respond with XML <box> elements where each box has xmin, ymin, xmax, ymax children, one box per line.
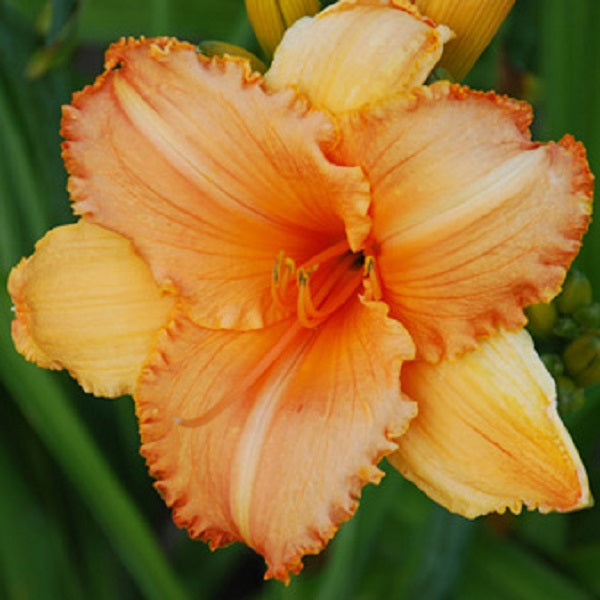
<box><xmin>271</xmin><ymin>251</ymin><xmax>296</xmax><ymax>310</ymax></box>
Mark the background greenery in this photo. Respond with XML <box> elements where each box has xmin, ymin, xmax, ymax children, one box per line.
<box><xmin>1</xmin><ymin>0</ymin><xmax>599</xmax><ymax>598</ymax></box>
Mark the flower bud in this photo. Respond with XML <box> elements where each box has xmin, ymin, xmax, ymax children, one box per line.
<box><xmin>245</xmin><ymin>0</ymin><xmax>320</xmax><ymax>60</ymax></box>
<box><xmin>198</xmin><ymin>41</ymin><xmax>267</xmax><ymax>73</ymax></box>
<box><xmin>556</xmin><ymin>375</ymin><xmax>586</xmax><ymax>416</ymax></box>
<box><xmin>552</xmin><ymin>317</ymin><xmax>579</xmax><ymax>340</ymax></box>
<box><xmin>412</xmin><ymin>0</ymin><xmax>514</xmax><ymax>80</ymax></box>
<box><xmin>555</xmin><ymin>270</ymin><xmax>593</xmax><ymax>315</ymax></box>
<box><xmin>541</xmin><ymin>353</ymin><xmax>564</xmax><ymax>379</ymax></box>
<box><xmin>526</xmin><ymin>302</ymin><xmax>557</xmax><ymax>339</ymax></box>
<box><xmin>563</xmin><ymin>334</ymin><xmax>600</xmax><ymax>388</ymax></box>
<box><xmin>573</xmin><ymin>302</ymin><xmax>600</xmax><ymax>329</ymax></box>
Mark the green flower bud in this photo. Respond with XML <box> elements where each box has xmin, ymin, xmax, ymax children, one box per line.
<box><xmin>563</xmin><ymin>334</ymin><xmax>600</xmax><ymax>388</ymax></box>
<box><xmin>541</xmin><ymin>353</ymin><xmax>564</xmax><ymax>378</ymax></box>
<box><xmin>556</xmin><ymin>375</ymin><xmax>586</xmax><ymax>416</ymax></box>
<box><xmin>573</xmin><ymin>302</ymin><xmax>600</xmax><ymax>330</ymax></box>
<box><xmin>553</xmin><ymin>316</ymin><xmax>580</xmax><ymax>339</ymax></box>
<box><xmin>526</xmin><ymin>302</ymin><xmax>558</xmax><ymax>339</ymax></box>
<box><xmin>555</xmin><ymin>270</ymin><xmax>593</xmax><ymax>315</ymax></box>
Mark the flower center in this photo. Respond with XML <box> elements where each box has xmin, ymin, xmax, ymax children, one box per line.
<box><xmin>271</xmin><ymin>240</ymin><xmax>382</xmax><ymax>328</ymax></box>
<box><xmin>176</xmin><ymin>242</ymin><xmax>383</xmax><ymax>428</ymax></box>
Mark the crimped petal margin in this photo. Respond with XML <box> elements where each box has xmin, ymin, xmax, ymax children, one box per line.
<box><xmin>335</xmin><ymin>82</ymin><xmax>594</xmax><ymax>361</ymax></box>
<box><xmin>265</xmin><ymin>0</ymin><xmax>452</xmax><ymax>112</ymax></box>
<box><xmin>8</xmin><ymin>221</ymin><xmax>175</xmax><ymax>397</ymax></box>
<box><xmin>62</xmin><ymin>37</ymin><xmax>371</xmax><ymax>331</ymax></box>
<box><xmin>388</xmin><ymin>329</ymin><xmax>591</xmax><ymax>517</ymax></box>
<box><xmin>136</xmin><ymin>298</ymin><xmax>415</xmax><ymax>581</ymax></box>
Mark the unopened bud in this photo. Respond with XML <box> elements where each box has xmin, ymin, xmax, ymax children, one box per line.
<box><xmin>412</xmin><ymin>0</ymin><xmax>514</xmax><ymax>80</ymax></box>
<box><xmin>563</xmin><ymin>334</ymin><xmax>600</xmax><ymax>388</ymax></box>
<box><xmin>553</xmin><ymin>317</ymin><xmax>580</xmax><ymax>340</ymax></box>
<box><xmin>245</xmin><ymin>0</ymin><xmax>320</xmax><ymax>60</ymax></box>
<box><xmin>556</xmin><ymin>375</ymin><xmax>586</xmax><ymax>416</ymax></box>
<box><xmin>526</xmin><ymin>302</ymin><xmax>557</xmax><ymax>339</ymax></box>
<box><xmin>198</xmin><ymin>41</ymin><xmax>267</xmax><ymax>73</ymax></box>
<box><xmin>541</xmin><ymin>353</ymin><xmax>564</xmax><ymax>379</ymax></box>
<box><xmin>573</xmin><ymin>303</ymin><xmax>600</xmax><ymax>330</ymax></box>
<box><xmin>555</xmin><ymin>270</ymin><xmax>593</xmax><ymax>315</ymax></box>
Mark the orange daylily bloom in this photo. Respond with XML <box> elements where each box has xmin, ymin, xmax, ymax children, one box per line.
<box><xmin>8</xmin><ymin>0</ymin><xmax>594</xmax><ymax>582</ymax></box>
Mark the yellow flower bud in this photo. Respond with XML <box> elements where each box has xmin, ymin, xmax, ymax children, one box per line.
<box><xmin>198</xmin><ymin>41</ymin><xmax>267</xmax><ymax>73</ymax></box>
<box><xmin>556</xmin><ymin>270</ymin><xmax>593</xmax><ymax>315</ymax></box>
<box><xmin>564</xmin><ymin>334</ymin><xmax>600</xmax><ymax>388</ymax></box>
<box><xmin>412</xmin><ymin>0</ymin><xmax>515</xmax><ymax>80</ymax></box>
<box><xmin>525</xmin><ymin>302</ymin><xmax>558</xmax><ymax>339</ymax></box>
<box><xmin>245</xmin><ymin>0</ymin><xmax>320</xmax><ymax>60</ymax></box>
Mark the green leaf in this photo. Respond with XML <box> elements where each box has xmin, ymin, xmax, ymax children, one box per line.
<box><xmin>539</xmin><ymin>0</ymin><xmax>600</xmax><ymax>294</ymax></box>
<box><xmin>455</xmin><ymin>528</ymin><xmax>593</xmax><ymax>600</ymax></box>
<box><xmin>0</xmin><ymin>291</ymin><xmax>189</xmax><ymax>600</ymax></box>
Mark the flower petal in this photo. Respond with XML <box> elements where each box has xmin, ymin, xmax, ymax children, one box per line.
<box><xmin>412</xmin><ymin>0</ymin><xmax>515</xmax><ymax>80</ymax></box>
<box><xmin>62</xmin><ymin>37</ymin><xmax>370</xmax><ymax>331</ymax></box>
<box><xmin>264</xmin><ymin>0</ymin><xmax>452</xmax><ymax>112</ymax></box>
<box><xmin>8</xmin><ymin>221</ymin><xmax>175</xmax><ymax>397</ymax></box>
<box><xmin>136</xmin><ymin>298</ymin><xmax>415</xmax><ymax>581</ymax></box>
<box><xmin>388</xmin><ymin>329</ymin><xmax>592</xmax><ymax>517</ymax></box>
<box><xmin>335</xmin><ymin>82</ymin><xmax>594</xmax><ymax>361</ymax></box>
<box><xmin>245</xmin><ymin>0</ymin><xmax>320</xmax><ymax>59</ymax></box>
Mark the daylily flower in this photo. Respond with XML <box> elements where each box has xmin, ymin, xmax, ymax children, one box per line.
<box><xmin>8</xmin><ymin>0</ymin><xmax>594</xmax><ymax>582</ymax></box>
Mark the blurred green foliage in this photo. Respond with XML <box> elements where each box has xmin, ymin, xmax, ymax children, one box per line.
<box><xmin>0</xmin><ymin>0</ymin><xmax>599</xmax><ymax>598</ymax></box>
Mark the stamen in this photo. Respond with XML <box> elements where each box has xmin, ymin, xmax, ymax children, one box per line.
<box><xmin>271</xmin><ymin>251</ymin><xmax>296</xmax><ymax>310</ymax></box>
<box><xmin>296</xmin><ymin>268</ymin><xmax>320</xmax><ymax>327</ymax></box>
<box><xmin>364</xmin><ymin>255</ymin><xmax>383</xmax><ymax>301</ymax></box>
<box><xmin>296</xmin><ymin>256</ymin><xmax>362</xmax><ymax>328</ymax></box>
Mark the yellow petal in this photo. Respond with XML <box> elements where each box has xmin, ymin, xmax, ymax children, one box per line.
<box><xmin>335</xmin><ymin>82</ymin><xmax>593</xmax><ymax>361</ymax></box>
<box><xmin>63</xmin><ymin>38</ymin><xmax>370</xmax><ymax>331</ymax></box>
<box><xmin>137</xmin><ymin>298</ymin><xmax>415</xmax><ymax>581</ymax></box>
<box><xmin>245</xmin><ymin>0</ymin><xmax>321</xmax><ymax>59</ymax></box>
<box><xmin>389</xmin><ymin>329</ymin><xmax>592</xmax><ymax>517</ymax></box>
<box><xmin>265</xmin><ymin>0</ymin><xmax>452</xmax><ymax>112</ymax></box>
<box><xmin>413</xmin><ymin>0</ymin><xmax>515</xmax><ymax>80</ymax></box>
<box><xmin>8</xmin><ymin>221</ymin><xmax>176</xmax><ymax>397</ymax></box>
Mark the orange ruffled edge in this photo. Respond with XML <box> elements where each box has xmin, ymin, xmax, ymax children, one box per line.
<box><xmin>333</xmin><ymin>82</ymin><xmax>594</xmax><ymax>361</ymax></box>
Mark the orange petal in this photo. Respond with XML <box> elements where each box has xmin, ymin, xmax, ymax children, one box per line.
<box><xmin>335</xmin><ymin>82</ymin><xmax>593</xmax><ymax>361</ymax></box>
<box><xmin>8</xmin><ymin>221</ymin><xmax>176</xmax><ymax>397</ymax></box>
<box><xmin>264</xmin><ymin>0</ymin><xmax>452</xmax><ymax>112</ymax></box>
<box><xmin>413</xmin><ymin>0</ymin><xmax>515</xmax><ymax>80</ymax></box>
<box><xmin>388</xmin><ymin>329</ymin><xmax>592</xmax><ymax>517</ymax></box>
<box><xmin>136</xmin><ymin>298</ymin><xmax>415</xmax><ymax>581</ymax></box>
<box><xmin>62</xmin><ymin>37</ymin><xmax>370</xmax><ymax>331</ymax></box>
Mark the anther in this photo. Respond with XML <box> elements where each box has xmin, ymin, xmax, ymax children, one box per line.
<box><xmin>271</xmin><ymin>251</ymin><xmax>296</xmax><ymax>310</ymax></box>
<box><xmin>363</xmin><ymin>256</ymin><xmax>383</xmax><ymax>301</ymax></box>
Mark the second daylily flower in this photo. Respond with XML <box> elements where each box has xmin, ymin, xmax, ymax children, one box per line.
<box><xmin>8</xmin><ymin>0</ymin><xmax>593</xmax><ymax>581</ymax></box>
